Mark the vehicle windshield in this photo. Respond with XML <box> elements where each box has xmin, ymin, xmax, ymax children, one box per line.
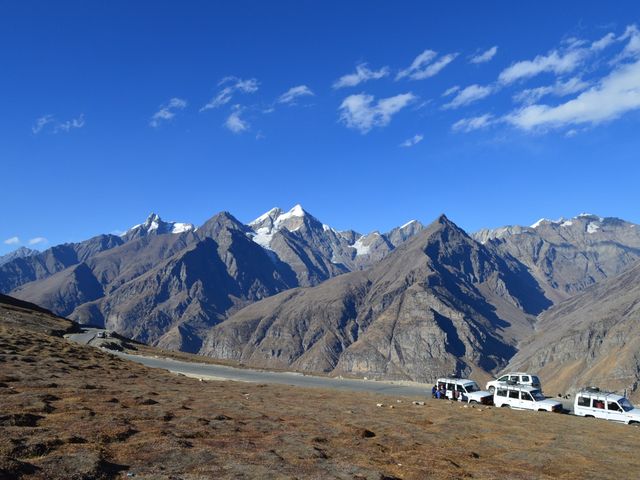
<box><xmin>532</xmin><ymin>376</ymin><xmax>541</xmax><ymax>384</ymax></box>
<box><xmin>464</xmin><ymin>382</ymin><xmax>480</xmax><ymax>393</ymax></box>
<box><xmin>531</xmin><ymin>390</ymin><xmax>546</xmax><ymax>401</ymax></box>
<box><xmin>619</xmin><ymin>398</ymin><xmax>635</xmax><ymax>412</ymax></box>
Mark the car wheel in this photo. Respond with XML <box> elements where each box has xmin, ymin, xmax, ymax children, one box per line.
<box><xmin>470</xmin><ymin>400</ymin><xmax>478</xmax><ymax>405</ymax></box>
<box><xmin>538</xmin><ymin>409</ymin><xmax>546</xmax><ymax>412</ymax></box>
<box><xmin>501</xmin><ymin>404</ymin><xmax>510</xmax><ymax>408</ymax></box>
<box><xmin>585</xmin><ymin>415</ymin><xmax>594</xmax><ymax>418</ymax></box>
<box><xmin>488</xmin><ymin>386</ymin><xmax>495</xmax><ymax>394</ymax></box>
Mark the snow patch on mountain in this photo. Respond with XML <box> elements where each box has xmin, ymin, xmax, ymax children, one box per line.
<box><xmin>351</xmin><ymin>237</ymin><xmax>370</xmax><ymax>256</ymax></box>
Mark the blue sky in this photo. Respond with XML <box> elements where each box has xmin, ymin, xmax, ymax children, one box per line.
<box><xmin>2</xmin><ymin>1</ymin><xmax>640</xmax><ymax>254</ymax></box>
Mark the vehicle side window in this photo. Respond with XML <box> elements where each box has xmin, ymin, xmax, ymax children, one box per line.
<box><xmin>497</xmin><ymin>389</ymin><xmax>507</xmax><ymax>397</ymax></box>
<box><xmin>508</xmin><ymin>390</ymin><xmax>519</xmax><ymax>399</ymax></box>
<box><xmin>608</xmin><ymin>401</ymin><xmax>621</xmax><ymax>411</ymax></box>
<box><xmin>577</xmin><ymin>396</ymin><xmax>590</xmax><ymax>407</ymax></box>
<box><xmin>498</xmin><ymin>376</ymin><xmax>508</xmax><ymax>382</ymax></box>
<box><xmin>593</xmin><ymin>400</ymin><xmax>605</xmax><ymax>409</ymax></box>
<box><xmin>457</xmin><ymin>385</ymin><xmax>465</xmax><ymax>392</ymax></box>
<box><xmin>521</xmin><ymin>392</ymin><xmax>533</xmax><ymax>401</ymax></box>
<box><xmin>509</xmin><ymin>376</ymin><xmax>518</xmax><ymax>382</ymax></box>
<box><xmin>447</xmin><ymin>383</ymin><xmax>455</xmax><ymax>391</ymax></box>
<box><xmin>521</xmin><ymin>376</ymin><xmax>530</xmax><ymax>383</ymax></box>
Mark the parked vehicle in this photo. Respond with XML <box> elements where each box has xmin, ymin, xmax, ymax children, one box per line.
<box><xmin>436</xmin><ymin>377</ymin><xmax>493</xmax><ymax>405</ymax></box>
<box><xmin>493</xmin><ymin>384</ymin><xmax>562</xmax><ymax>412</ymax></box>
<box><xmin>486</xmin><ymin>372</ymin><xmax>541</xmax><ymax>393</ymax></box>
<box><xmin>573</xmin><ymin>388</ymin><xmax>640</xmax><ymax>424</ymax></box>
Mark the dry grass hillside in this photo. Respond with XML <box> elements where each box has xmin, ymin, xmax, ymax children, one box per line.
<box><xmin>2</xmin><ymin>297</ymin><xmax>640</xmax><ymax>479</ymax></box>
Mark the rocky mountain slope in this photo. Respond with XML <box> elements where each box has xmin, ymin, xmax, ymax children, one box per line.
<box><xmin>1</xmin><ymin>206</ymin><xmax>425</xmax><ymax>353</ymax></box>
<box><xmin>474</xmin><ymin>214</ymin><xmax>640</xmax><ymax>303</ymax></box>
<box><xmin>201</xmin><ymin>215</ymin><xmax>550</xmax><ymax>381</ymax></box>
<box><xmin>508</xmin><ymin>259</ymin><xmax>640</xmax><ymax>396</ymax></box>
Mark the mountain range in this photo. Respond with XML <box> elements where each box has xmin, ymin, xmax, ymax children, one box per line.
<box><xmin>2</xmin><ymin>207</ymin><xmax>640</xmax><ymax>395</ymax></box>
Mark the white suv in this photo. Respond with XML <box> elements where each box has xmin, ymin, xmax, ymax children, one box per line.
<box><xmin>436</xmin><ymin>377</ymin><xmax>493</xmax><ymax>405</ymax></box>
<box><xmin>486</xmin><ymin>372</ymin><xmax>541</xmax><ymax>393</ymax></box>
<box><xmin>574</xmin><ymin>388</ymin><xmax>640</xmax><ymax>424</ymax></box>
<box><xmin>494</xmin><ymin>384</ymin><xmax>562</xmax><ymax>412</ymax></box>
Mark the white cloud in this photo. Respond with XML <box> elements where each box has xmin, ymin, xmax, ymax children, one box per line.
<box><xmin>32</xmin><ymin>114</ymin><xmax>85</xmax><ymax>134</ymax></box>
<box><xmin>452</xmin><ymin>114</ymin><xmax>495</xmax><ymax>132</ymax></box>
<box><xmin>32</xmin><ymin>115</ymin><xmax>55</xmax><ymax>134</ymax></box>
<box><xmin>591</xmin><ymin>32</ymin><xmax>616</xmax><ymax>51</ymax></box>
<box><xmin>3</xmin><ymin>236</ymin><xmax>19</xmax><ymax>245</ymax></box>
<box><xmin>338</xmin><ymin>92</ymin><xmax>415</xmax><ymax>133</ymax></box>
<box><xmin>28</xmin><ymin>237</ymin><xmax>48</xmax><ymax>246</ymax></box>
<box><xmin>224</xmin><ymin>106</ymin><xmax>249</xmax><ymax>133</ymax></box>
<box><xmin>470</xmin><ymin>46</ymin><xmax>498</xmax><ymax>64</ymax></box>
<box><xmin>201</xmin><ymin>77</ymin><xmax>259</xmax><ymax>111</ymax></box>
<box><xmin>333</xmin><ymin>63</ymin><xmax>390</xmax><ymax>89</ymax></box>
<box><xmin>442</xmin><ymin>86</ymin><xmax>460</xmax><ymax>97</ymax></box>
<box><xmin>513</xmin><ymin>76</ymin><xmax>589</xmax><ymax>104</ymax></box>
<box><xmin>499</xmin><ymin>48</ymin><xmax>586</xmax><ymax>84</ymax></box>
<box><xmin>150</xmin><ymin>98</ymin><xmax>187</xmax><ymax>127</ymax></box>
<box><xmin>277</xmin><ymin>85</ymin><xmax>314</xmax><ymax>104</ymax></box>
<box><xmin>400</xmin><ymin>134</ymin><xmax>424</xmax><ymax>147</ymax></box>
<box><xmin>617</xmin><ymin>24</ymin><xmax>640</xmax><ymax>60</ymax></box>
<box><xmin>443</xmin><ymin>84</ymin><xmax>493</xmax><ymax>109</ymax></box>
<box><xmin>397</xmin><ymin>50</ymin><xmax>457</xmax><ymax>80</ymax></box>
<box><xmin>56</xmin><ymin>114</ymin><xmax>85</xmax><ymax>132</ymax></box>
<box><xmin>506</xmin><ymin>58</ymin><xmax>640</xmax><ymax>130</ymax></box>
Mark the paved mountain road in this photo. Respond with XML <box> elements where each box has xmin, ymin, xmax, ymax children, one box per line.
<box><xmin>116</xmin><ymin>352</ymin><xmax>433</xmax><ymax>399</ymax></box>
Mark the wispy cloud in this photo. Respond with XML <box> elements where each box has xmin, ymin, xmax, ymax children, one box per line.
<box><xmin>397</xmin><ymin>50</ymin><xmax>457</xmax><ymax>80</ymax></box>
<box><xmin>55</xmin><ymin>114</ymin><xmax>85</xmax><ymax>133</ymax></box>
<box><xmin>591</xmin><ymin>32</ymin><xmax>616</xmax><ymax>51</ymax></box>
<box><xmin>28</xmin><ymin>237</ymin><xmax>48</xmax><ymax>246</ymax></box>
<box><xmin>400</xmin><ymin>134</ymin><xmax>424</xmax><ymax>147</ymax></box>
<box><xmin>333</xmin><ymin>63</ymin><xmax>390</xmax><ymax>89</ymax></box>
<box><xmin>338</xmin><ymin>92</ymin><xmax>416</xmax><ymax>134</ymax></box>
<box><xmin>442</xmin><ymin>86</ymin><xmax>460</xmax><ymax>97</ymax></box>
<box><xmin>506</xmin><ymin>58</ymin><xmax>640</xmax><ymax>131</ymax></box>
<box><xmin>32</xmin><ymin>115</ymin><xmax>55</xmax><ymax>134</ymax></box>
<box><xmin>498</xmin><ymin>48</ymin><xmax>586</xmax><ymax>85</ymax></box>
<box><xmin>32</xmin><ymin>114</ymin><xmax>85</xmax><ymax>134</ymax></box>
<box><xmin>616</xmin><ymin>24</ymin><xmax>640</xmax><ymax>61</ymax></box>
<box><xmin>452</xmin><ymin>114</ymin><xmax>495</xmax><ymax>132</ymax></box>
<box><xmin>443</xmin><ymin>84</ymin><xmax>493</xmax><ymax>109</ymax></box>
<box><xmin>3</xmin><ymin>236</ymin><xmax>19</xmax><ymax>245</ymax></box>
<box><xmin>470</xmin><ymin>46</ymin><xmax>498</xmax><ymax>64</ymax></box>
<box><xmin>513</xmin><ymin>77</ymin><xmax>589</xmax><ymax>105</ymax></box>
<box><xmin>224</xmin><ymin>105</ymin><xmax>249</xmax><ymax>133</ymax></box>
<box><xmin>150</xmin><ymin>98</ymin><xmax>187</xmax><ymax>127</ymax></box>
<box><xmin>277</xmin><ymin>85</ymin><xmax>314</xmax><ymax>104</ymax></box>
<box><xmin>201</xmin><ymin>77</ymin><xmax>259</xmax><ymax>111</ymax></box>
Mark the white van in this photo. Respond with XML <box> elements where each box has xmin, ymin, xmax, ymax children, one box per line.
<box><xmin>494</xmin><ymin>384</ymin><xmax>562</xmax><ymax>412</ymax></box>
<box><xmin>436</xmin><ymin>377</ymin><xmax>493</xmax><ymax>405</ymax></box>
<box><xmin>574</xmin><ymin>388</ymin><xmax>640</xmax><ymax>424</ymax></box>
<box><xmin>486</xmin><ymin>372</ymin><xmax>541</xmax><ymax>393</ymax></box>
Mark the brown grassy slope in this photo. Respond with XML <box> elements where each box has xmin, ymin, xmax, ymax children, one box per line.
<box><xmin>2</xmin><ymin>302</ymin><xmax>640</xmax><ymax>479</ymax></box>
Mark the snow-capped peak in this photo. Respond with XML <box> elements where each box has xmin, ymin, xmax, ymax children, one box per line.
<box><xmin>250</xmin><ymin>207</ymin><xmax>282</xmax><ymax>227</ymax></box>
<box><xmin>123</xmin><ymin>213</ymin><xmax>195</xmax><ymax>238</ymax></box>
<box><xmin>400</xmin><ymin>219</ymin><xmax>417</xmax><ymax>229</ymax></box>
